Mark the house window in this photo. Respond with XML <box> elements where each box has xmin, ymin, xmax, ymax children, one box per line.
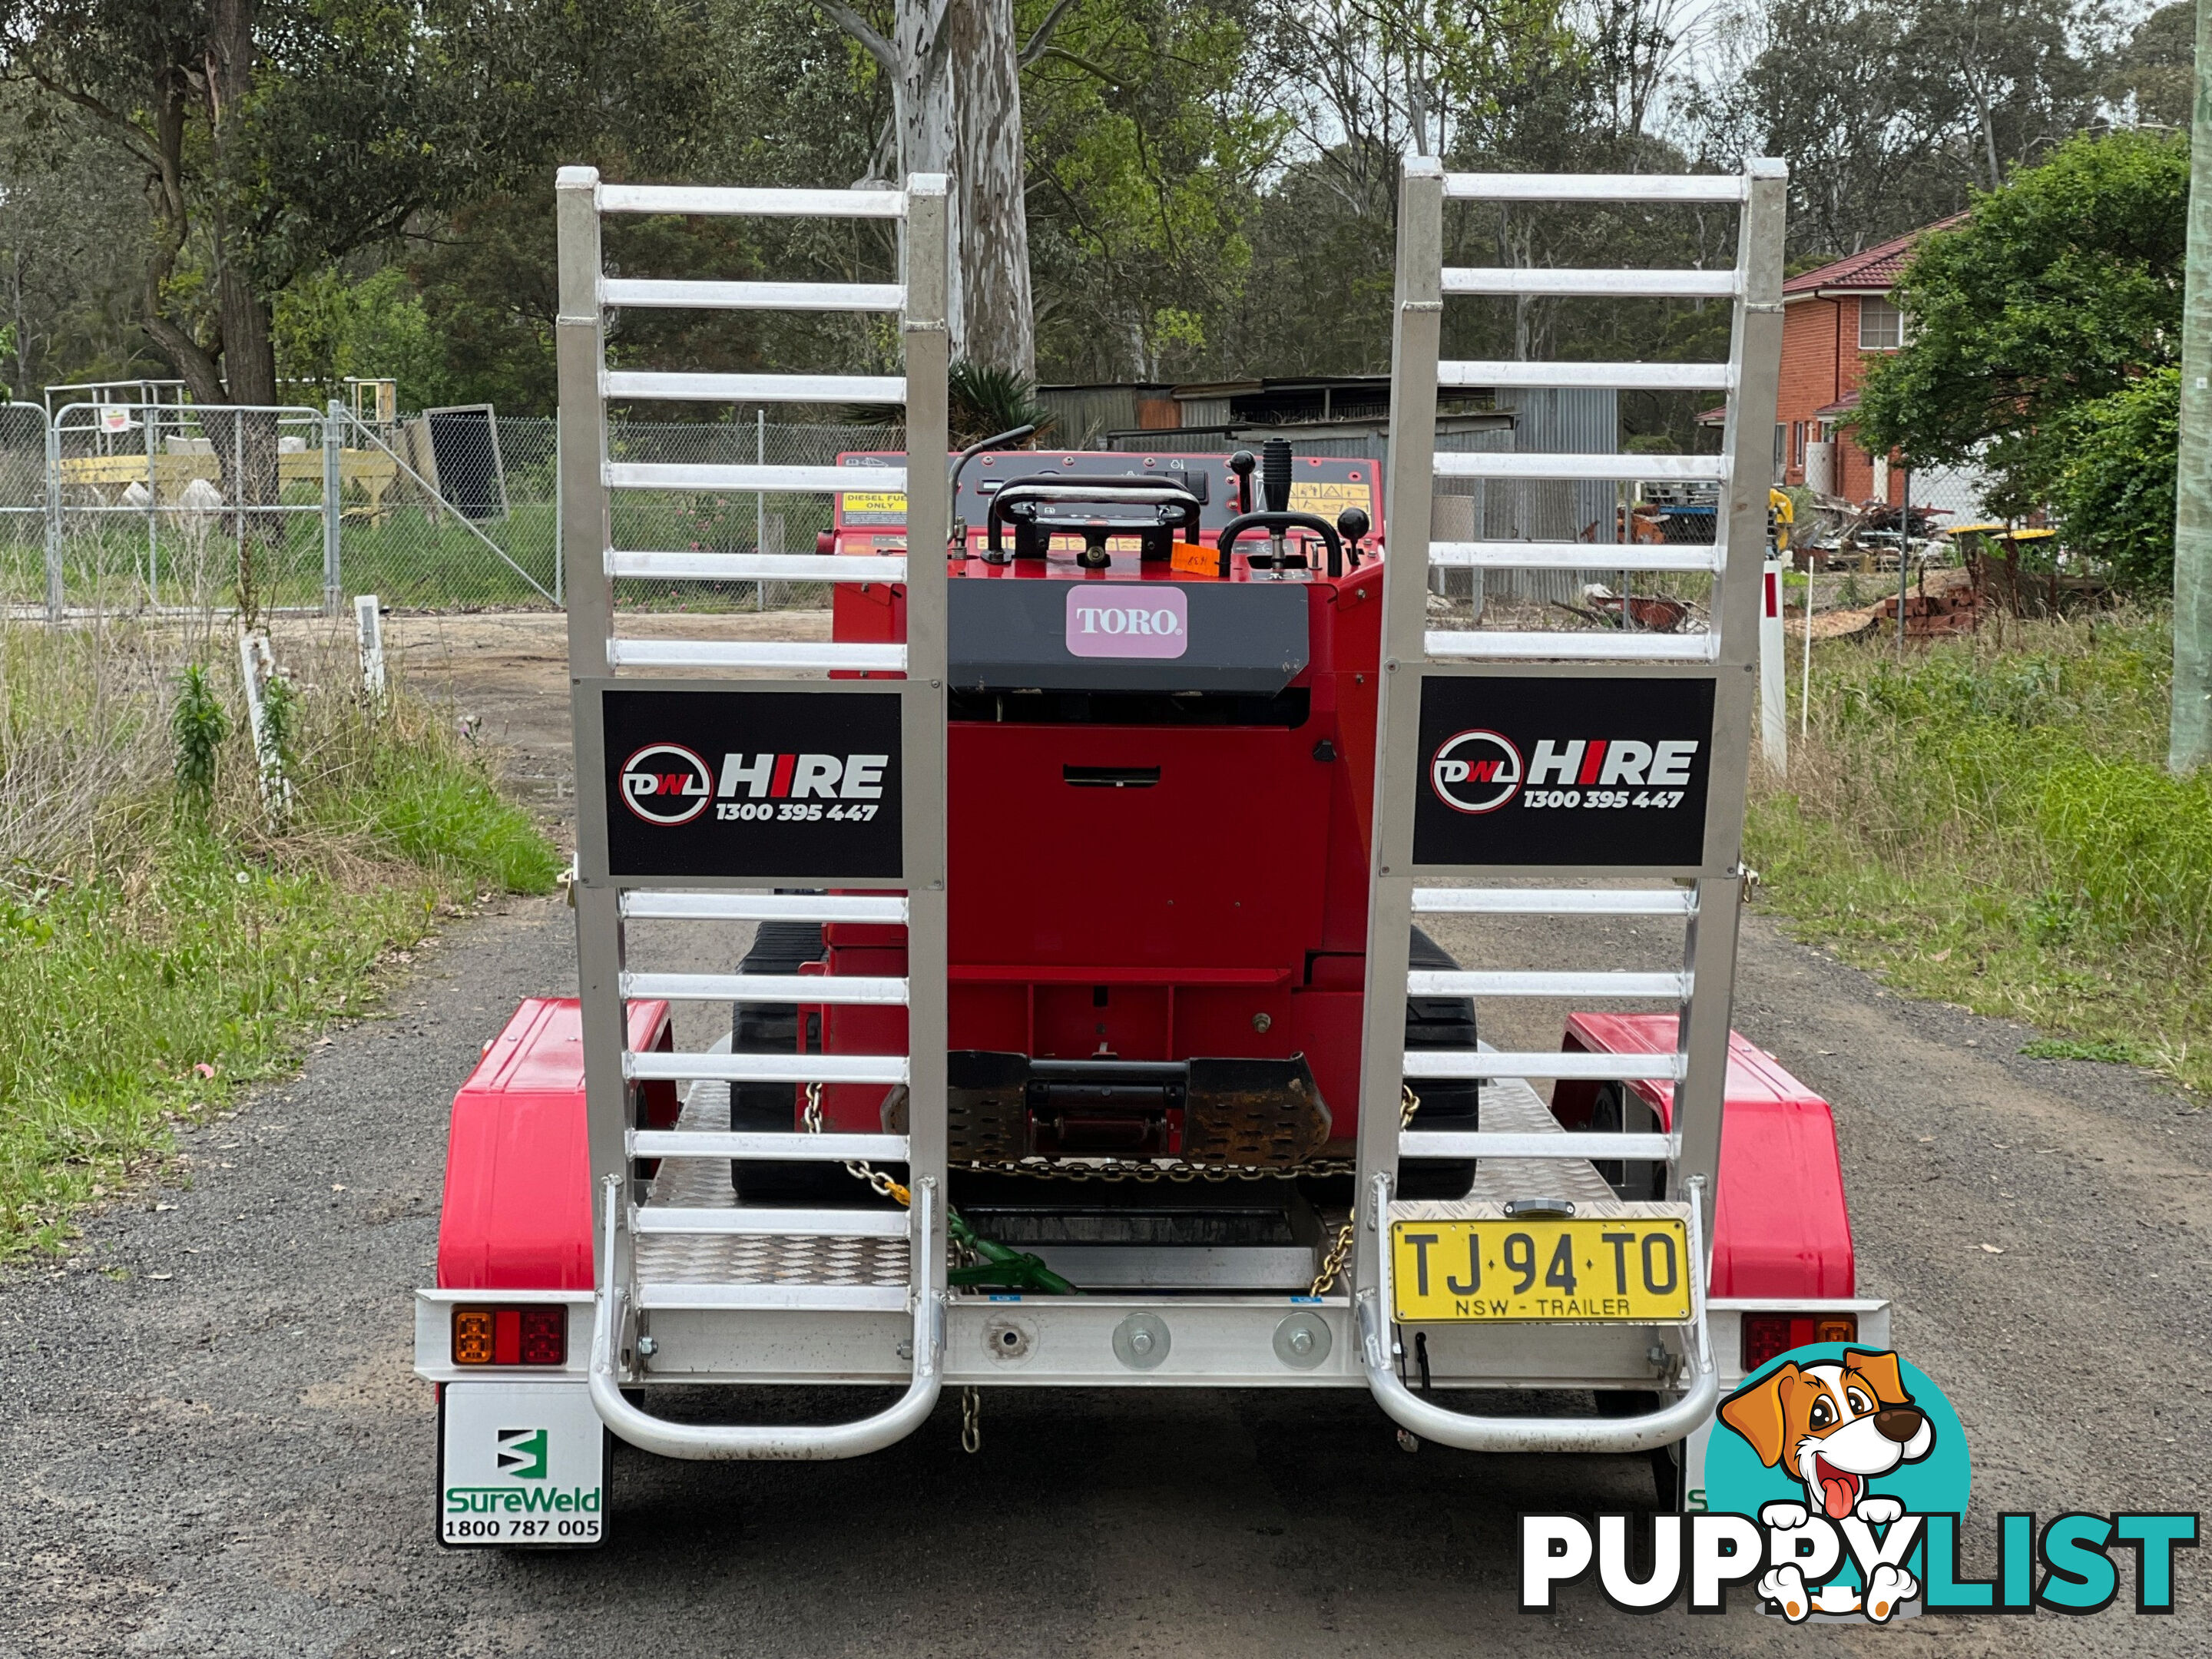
<box><xmin>1859</xmin><ymin>296</ymin><xmax>1908</xmax><ymax>351</ymax></box>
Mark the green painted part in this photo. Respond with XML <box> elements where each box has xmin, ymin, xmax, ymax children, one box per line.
<box><xmin>2173</xmin><ymin>0</ymin><xmax>2212</xmax><ymax>772</ymax></box>
<box><xmin>946</xmin><ymin>1208</ymin><xmax>1082</xmax><ymax>1295</ymax></box>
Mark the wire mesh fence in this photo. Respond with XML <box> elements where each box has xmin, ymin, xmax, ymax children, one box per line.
<box><xmin>0</xmin><ymin>402</ymin><xmax>907</xmax><ymax>617</ymax></box>
<box><xmin>0</xmin><ymin>404</ymin><xmax>47</xmax><ymax>608</ymax></box>
<box><xmin>604</xmin><ymin>416</ymin><xmax>903</xmax><ymax>613</ymax></box>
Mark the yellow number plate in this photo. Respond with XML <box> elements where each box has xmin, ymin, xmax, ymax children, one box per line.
<box><xmin>1390</xmin><ymin>1217</ymin><xmax>1691</xmax><ymax>1323</ymax></box>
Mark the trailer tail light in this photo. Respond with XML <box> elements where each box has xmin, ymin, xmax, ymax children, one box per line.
<box><xmin>1740</xmin><ymin>1311</ymin><xmax>1858</xmax><ymax>1371</ymax></box>
<box><xmin>452</xmin><ymin>1305</ymin><xmax>568</xmax><ymax>1367</ymax></box>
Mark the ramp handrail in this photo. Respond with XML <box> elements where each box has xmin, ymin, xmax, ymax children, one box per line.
<box><xmin>1355</xmin><ymin>1176</ymin><xmax>1717</xmax><ymax>1454</ymax></box>
<box><xmin>589</xmin><ymin>1176</ymin><xmax>946</xmax><ymax>1459</ymax></box>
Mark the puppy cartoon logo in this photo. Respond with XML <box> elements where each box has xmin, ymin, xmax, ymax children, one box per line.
<box><xmin>1718</xmin><ymin>1348</ymin><xmax>1937</xmax><ymax>1621</ymax></box>
<box><xmin>620</xmin><ymin>743</ymin><xmax>713</xmax><ymax>826</ymax></box>
<box><xmin>1429</xmin><ymin>729</ymin><xmax>1523</xmax><ymax>813</ymax></box>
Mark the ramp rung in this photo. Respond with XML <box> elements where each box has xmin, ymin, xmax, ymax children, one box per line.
<box><xmin>631</xmin><ymin>1206</ymin><xmax>909</xmax><ymax>1238</ymax></box>
<box><xmin>636</xmin><ymin>1283</ymin><xmax>909</xmax><ymax>1313</ymax></box>
<box><xmin>1425</xmin><ymin>630</ymin><xmax>1720</xmax><ymax>663</ymax></box>
<box><xmin>1442</xmin><ymin>267</ymin><xmax>1738</xmax><ymax>299</ymax></box>
<box><xmin>622</xmin><ymin>972</ymin><xmax>906</xmax><ymax>1005</ymax></box>
<box><xmin>606</xmin><ymin>462</ymin><xmax>904</xmax><ymax>494</ymax></box>
<box><xmin>597</xmin><ymin>183</ymin><xmax>906</xmax><ymax>219</ymax></box>
<box><xmin>1433</xmin><ymin>452</ymin><xmax>1730</xmax><ymax>483</ymax></box>
<box><xmin>1442</xmin><ymin>172</ymin><xmax>1749</xmax><ymax>204</ymax></box>
<box><xmin>630</xmin><ymin>1131</ymin><xmax>909</xmax><ymax>1161</ymax></box>
<box><xmin>605</xmin><ymin>370</ymin><xmax>907</xmax><ymax>404</ymax></box>
<box><xmin>621</xmin><ymin>892</ymin><xmax>909</xmax><ymax>923</ymax></box>
<box><xmin>1412</xmin><ymin>887</ymin><xmax>1696</xmax><ymax>916</ymax></box>
<box><xmin>608</xmin><ymin>551</ymin><xmax>905</xmax><ymax>582</ymax></box>
<box><xmin>1440</xmin><ymin>360</ymin><xmax>1734</xmax><ymax>392</ymax></box>
<box><xmin>1404</xmin><ymin>1051</ymin><xmax>1687</xmax><ymax>1081</ymax></box>
<box><xmin>608</xmin><ymin>638</ymin><xmax>906</xmax><ymax>671</ymax></box>
<box><xmin>603</xmin><ymin>278</ymin><xmax>903</xmax><ymax>313</ymax></box>
<box><xmin>624</xmin><ymin>1051</ymin><xmax>909</xmax><ymax>1085</ymax></box>
<box><xmin>1429</xmin><ymin>542</ymin><xmax>1721</xmax><ymax>574</ymax></box>
<box><xmin>1400</xmin><ymin>1131</ymin><xmax>1676</xmax><ymax>1160</ymax></box>
<box><xmin>1409</xmin><ymin>970</ymin><xmax>1689</xmax><ymax>999</ymax></box>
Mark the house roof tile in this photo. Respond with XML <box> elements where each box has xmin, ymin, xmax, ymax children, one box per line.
<box><xmin>1782</xmin><ymin>214</ymin><xmax>1968</xmax><ymax>297</ymax></box>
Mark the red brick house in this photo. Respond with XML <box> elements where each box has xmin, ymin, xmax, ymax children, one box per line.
<box><xmin>1701</xmin><ymin>215</ymin><xmax>1965</xmax><ymax>502</ymax></box>
<box><xmin>1772</xmin><ymin>215</ymin><xmax>1965</xmax><ymax>502</ymax></box>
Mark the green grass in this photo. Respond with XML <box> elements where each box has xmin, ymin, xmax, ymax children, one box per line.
<box><xmin>0</xmin><ymin>623</ymin><xmax>561</xmax><ymax>1255</ymax></box>
<box><xmin>1747</xmin><ymin>608</ymin><xmax>2210</xmax><ymax>1091</ymax></box>
<box><xmin>333</xmin><ymin>764</ymin><xmax>562</xmax><ymax>895</ymax></box>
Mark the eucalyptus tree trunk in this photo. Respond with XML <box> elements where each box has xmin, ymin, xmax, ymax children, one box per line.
<box><xmin>823</xmin><ymin>0</ymin><xmax>1041</xmax><ymax>376</ymax></box>
<box><xmin>948</xmin><ymin>0</ymin><xmax>1035</xmax><ymax>378</ymax></box>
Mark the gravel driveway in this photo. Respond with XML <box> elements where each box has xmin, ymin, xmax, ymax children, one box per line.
<box><xmin>3</xmin><ymin>618</ymin><xmax>2202</xmax><ymax>1657</ymax></box>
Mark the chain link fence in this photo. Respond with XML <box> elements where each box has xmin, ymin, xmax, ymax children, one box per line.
<box><xmin>604</xmin><ymin>415</ymin><xmax>903</xmax><ymax>613</ymax></box>
<box><xmin>0</xmin><ymin>402</ymin><xmax>906</xmax><ymax>616</ymax></box>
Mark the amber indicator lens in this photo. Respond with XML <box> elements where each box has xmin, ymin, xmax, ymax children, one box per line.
<box><xmin>452</xmin><ymin>1306</ymin><xmax>495</xmax><ymax>1365</ymax></box>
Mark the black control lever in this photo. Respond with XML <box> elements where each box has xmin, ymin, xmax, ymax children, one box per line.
<box><xmin>1336</xmin><ymin>505</ymin><xmax>1371</xmax><ymax>565</ymax></box>
<box><xmin>1217</xmin><ymin>511</ymin><xmax>1346</xmax><ymax>579</ymax></box>
<box><xmin>1227</xmin><ymin>450</ymin><xmax>1256</xmax><ymax>517</ymax></box>
<box><xmin>1260</xmin><ymin>438</ymin><xmax>1293</xmax><ymax>514</ymax></box>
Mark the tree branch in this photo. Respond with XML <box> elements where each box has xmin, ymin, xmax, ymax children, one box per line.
<box><xmin>1018</xmin><ymin>0</ymin><xmax>1081</xmax><ymax>68</ymax></box>
<box><xmin>1038</xmin><ymin>45</ymin><xmax>1119</xmax><ymax>87</ymax></box>
<box><xmin>9</xmin><ymin>65</ymin><xmax>161</xmax><ymax>172</ymax></box>
<box><xmin>815</xmin><ymin>2</ymin><xmax>899</xmax><ymax>77</ymax></box>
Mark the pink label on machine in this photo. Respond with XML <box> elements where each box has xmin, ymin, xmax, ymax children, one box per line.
<box><xmin>1064</xmin><ymin>585</ymin><xmax>1189</xmax><ymax>658</ymax></box>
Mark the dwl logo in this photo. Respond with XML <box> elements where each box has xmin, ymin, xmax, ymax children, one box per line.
<box><xmin>1429</xmin><ymin>730</ymin><xmax>1523</xmax><ymax>814</ymax></box>
<box><xmin>620</xmin><ymin>743</ymin><xmax>713</xmax><ymax>825</ymax></box>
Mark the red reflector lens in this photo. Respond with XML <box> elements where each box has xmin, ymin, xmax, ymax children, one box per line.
<box><xmin>1742</xmin><ymin>1311</ymin><xmax>1860</xmax><ymax>1371</ymax></box>
<box><xmin>452</xmin><ymin>1303</ymin><xmax>568</xmax><ymax>1366</ymax></box>
<box><xmin>520</xmin><ymin>1306</ymin><xmax>567</xmax><ymax>1366</ymax></box>
<box><xmin>452</xmin><ymin>1307</ymin><xmax>493</xmax><ymax>1365</ymax></box>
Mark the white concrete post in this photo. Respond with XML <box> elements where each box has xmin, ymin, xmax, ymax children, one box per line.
<box><xmin>355</xmin><ymin>593</ymin><xmax>386</xmax><ymax>710</ymax></box>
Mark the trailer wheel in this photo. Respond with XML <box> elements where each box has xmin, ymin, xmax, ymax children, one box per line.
<box><xmin>1588</xmin><ymin>1083</ymin><xmax>1666</xmax><ymax>1202</ymax></box>
<box><xmin>1593</xmin><ymin>1389</ymin><xmax>1686</xmax><ymax>1507</ymax></box>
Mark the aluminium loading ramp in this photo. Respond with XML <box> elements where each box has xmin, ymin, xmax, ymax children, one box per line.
<box><xmin>1349</xmin><ymin>159</ymin><xmax>1788</xmax><ymax>1452</ymax></box>
<box><xmin>556</xmin><ymin>167</ymin><xmax>952</xmax><ymax>1457</ymax></box>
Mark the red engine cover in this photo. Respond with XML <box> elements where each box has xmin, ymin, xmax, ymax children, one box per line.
<box><xmin>1555</xmin><ymin>1012</ymin><xmax>1856</xmax><ymax>1300</ymax></box>
<box><xmin>435</xmin><ymin>997</ymin><xmax>674</xmax><ymax>1290</ymax></box>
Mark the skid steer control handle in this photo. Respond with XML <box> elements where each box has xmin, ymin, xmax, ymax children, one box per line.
<box><xmin>984</xmin><ymin>478</ymin><xmax>1204</xmax><ymax>568</ymax></box>
<box><xmin>1217</xmin><ymin>512</ymin><xmax>1346</xmax><ymax>578</ymax></box>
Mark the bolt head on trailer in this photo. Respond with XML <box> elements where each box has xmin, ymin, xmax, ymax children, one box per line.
<box><xmin>414</xmin><ymin>158</ymin><xmax>1883</xmax><ymax>1545</ymax></box>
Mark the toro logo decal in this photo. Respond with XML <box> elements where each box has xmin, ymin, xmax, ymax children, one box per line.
<box><xmin>1065</xmin><ymin>585</ymin><xmax>1188</xmax><ymax>659</ymax></box>
<box><xmin>620</xmin><ymin>743</ymin><xmax>712</xmax><ymax>825</ymax></box>
<box><xmin>1429</xmin><ymin>730</ymin><xmax>1523</xmax><ymax>814</ymax></box>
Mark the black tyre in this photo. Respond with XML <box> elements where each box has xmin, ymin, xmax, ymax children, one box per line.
<box><xmin>1588</xmin><ymin>1081</ymin><xmax>1666</xmax><ymax>1201</ymax></box>
<box><xmin>1399</xmin><ymin>927</ymin><xmax>1479</xmax><ymax>1200</ymax></box>
<box><xmin>727</xmin><ymin>922</ymin><xmax>883</xmax><ymax>1206</ymax></box>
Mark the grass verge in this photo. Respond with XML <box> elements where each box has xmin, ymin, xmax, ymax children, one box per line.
<box><xmin>1747</xmin><ymin>607</ymin><xmax>2208</xmax><ymax>1091</ymax></box>
<box><xmin>0</xmin><ymin>620</ymin><xmax>559</xmax><ymax>1256</ymax></box>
